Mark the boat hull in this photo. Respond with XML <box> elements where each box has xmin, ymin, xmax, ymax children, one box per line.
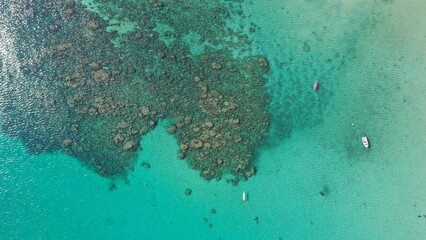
<box><xmin>313</xmin><ymin>80</ymin><xmax>318</xmax><ymax>90</ymax></box>
<box><xmin>362</xmin><ymin>136</ymin><xmax>369</xmax><ymax>148</ymax></box>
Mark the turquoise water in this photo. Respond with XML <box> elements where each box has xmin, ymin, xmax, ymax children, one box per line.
<box><xmin>1</xmin><ymin>0</ymin><xmax>426</xmax><ymax>239</ymax></box>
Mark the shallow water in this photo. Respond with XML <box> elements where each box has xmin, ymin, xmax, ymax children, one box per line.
<box><xmin>1</xmin><ymin>0</ymin><xmax>426</xmax><ymax>239</ymax></box>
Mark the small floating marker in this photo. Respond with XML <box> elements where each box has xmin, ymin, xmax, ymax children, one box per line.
<box><xmin>242</xmin><ymin>191</ymin><xmax>247</xmax><ymax>202</ymax></box>
<box><xmin>313</xmin><ymin>80</ymin><xmax>319</xmax><ymax>90</ymax></box>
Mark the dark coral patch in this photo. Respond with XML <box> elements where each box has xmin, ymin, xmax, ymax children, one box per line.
<box><xmin>0</xmin><ymin>0</ymin><xmax>270</xmax><ymax>183</ymax></box>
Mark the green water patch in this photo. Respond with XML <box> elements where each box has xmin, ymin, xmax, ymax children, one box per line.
<box><xmin>239</xmin><ymin>1</ymin><xmax>426</xmax><ymax>238</ymax></box>
<box><xmin>0</xmin><ymin>0</ymin><xmax>271</xmax><ymax>183</ymax></box>
<box><xmin>153</xmin><ymin>21</ymin><xmax>176</xmax><ymax>47</ymax></box>
<box><xmin>240</xmin><ymin>0</ymin><xmax>393</xmax><ymax>141</ymax></box>
<box><xmin>182</xmin><ymin>31</ymin><xmax>205</xmax><ymax>55</ymax></box>
<box><xmin>79</xmin><ymin>0</ymin><xmax>138</xmax><ymax>47</ymax></box>
<box><xmin>80</xmin><ymin>0</ymin><xmax>137</xmax><ymax>34</ymax></box>
<box><xmin>319</xmin><ymin>1</ymin><xmax>426</xmax><ymax>163</ymax></box>
<box><xmin>182</xmin><ymin>31</ymin><xmax>225</xmax><ymax>56</ymax></box>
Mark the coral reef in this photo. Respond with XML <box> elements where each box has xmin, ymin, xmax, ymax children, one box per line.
<box><xmin>0</xmin><ymin>0</ymin><xmax>270</xmax><ymax>183</ymax></box>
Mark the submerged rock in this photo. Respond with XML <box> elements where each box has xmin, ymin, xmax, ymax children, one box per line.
<box><xmin>185</xmin><ymin>188</ymin><xmax>192</xmax><ymax>196</ymax></box>
<box><xmin>189</xmin><ymin>139</ymin><xmax>203</xmax><ymax>149</ymax></box>
<box><xmin>123</xmin><ymin>141</ymin><xmax>135</xmax><ymax>150</ymax></box>
<box><xmin>93</xmin><ymin>69</ymin><xmax>109</xmax><ymax>82</ymax></box>
<box><xmin>63</xmin><ymin>138</ymin><xmax>73</xmax><ymax>146</ymax></box>
<box><xmin>87</xmin><ymin>20</ymin><xmax>100</xmax><ymax>30</ymax></box>
<box><xmin>49</xmin><ymin>24</ymin><xmax>60</xmax><ymax>31</ymax></box>
<box><xmin>211</xmin><ymin>61</ymin><xmax>222</xmax><ymax>69</ymax></box>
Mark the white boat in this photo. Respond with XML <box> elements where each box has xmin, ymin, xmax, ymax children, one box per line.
<box><xmin>242</xmin><ymin>192</ymin><xmax>247</xmax><ymax>202</ymax></box>
<box><xmin>362</xmin><ymin>136</ymin><xmax>369</xmax><ymax>148</ymax></box>
<box><xmin>313</xmin><ymin>80</ymin><xmax>319</xmax><ymax>90</ymax></box>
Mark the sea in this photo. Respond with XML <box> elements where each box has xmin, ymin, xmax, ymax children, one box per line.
<box><xmin>1</xmin><ymin>0</ymin><xmax>426</xmax><ymax>239</ymax></box>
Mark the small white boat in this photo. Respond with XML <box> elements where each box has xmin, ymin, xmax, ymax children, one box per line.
<box><xmin>242</xmin><ymin>192</ymin><xmax>247</xmax><ymax>202</ymax></box>
<box><xmin>313</xmin><ymin>80</ymin><xmax>319</xmax><ymax>90</ymax></box>
<box><xmin>362</xmin><ymin>136</ymin><xmax>369</xmax><ymax>148</ymax></box>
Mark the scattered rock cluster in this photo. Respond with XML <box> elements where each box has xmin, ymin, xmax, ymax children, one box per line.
<box><xmin>0</xmin><ymin>0</ymin><xmax>270</xmax><ymax>183</ymax></box>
